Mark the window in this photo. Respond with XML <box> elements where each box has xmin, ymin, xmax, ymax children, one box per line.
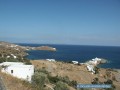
<box><xmin>11</xmin><ymin>70</ymin><xmax>13</xmax><ymax>74</ymax></box>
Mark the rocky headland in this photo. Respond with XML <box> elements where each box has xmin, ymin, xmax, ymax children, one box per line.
<box><xmin>0</xmin><ymin>41</ymin><xmax>56</xmax><ymax>62</ymax></box>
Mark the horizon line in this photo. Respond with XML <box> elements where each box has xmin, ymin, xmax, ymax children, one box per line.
<box><xmin>1</xmin><ymin>41</ymin><xmax>120</xmax><ymax>47</ymax></box>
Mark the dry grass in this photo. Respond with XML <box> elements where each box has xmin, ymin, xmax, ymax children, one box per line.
<box><xmin>31</xmin><ymin>60</ymin><xmax>97</xmax><ymax>83</ymax></box>
<box><xmin>0</xmin><ymin>72</ymin><xmax>34</xmax><ymax>90</ymax></box>
<box><xmin>1</xmin><ymin>60</ymin><xmax>120</xmax><ymax>90</ymax></box>
<box><xmin>31</xmin><ymin>60</ymin><xmax>120</xmax><ymax>90</ymax></box>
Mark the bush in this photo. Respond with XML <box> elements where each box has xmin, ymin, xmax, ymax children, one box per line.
<box><xmin>91</xmin><ymin>77</ymin><xmax>99</xmax><ymax>84</ymax></box>
<box><xmin>78</xmin><ymin>88</ymin><xmax>93</xmax><ymax>90</ymax></box>
<box><xmin>32</xmin><ymin>72</ymin><xmax>49</xmax><ymax>90</ymax></box>
<box><xmin>35</xmin><ymin>68</ymin><xmax>49</xmax><ymax>75</ymax></box>
<box><xmin>106</xmin><ymin>71</ymin><xmax>111</xmax><ymax>78</ymax></box>
<box><xmin>57</xmin><ymin>76</ymin><xmax>70</xmax><ymax>83</ymax></box>
<box><xmin>104</xmin><ymin>79</ymin><xmax>113</xmax><ymax>84</ymax></box>
<box><xmin>104</xmin><ymin>79</ymin><xmax>116</xmax><ymax>90</ymax></box>
<box><xmin>48</xmin><ymin>75</ymin><xmax>59</xmax><ymax>83</ymax></box>
<box><xmin>24</xmin><ymin>60</ymin><xmax>32</xmax><ymax>65</ymax></box>
<box><xmin>57</xmin><ymin>76</ymin><xmax>77</xmax><ymax>87</ymax></box>
<box><xmin>69</xmin><ymin>80</ymin><xmax>77</xmax><ymax>88</ymax></box>
<box><xmin>7</xmin><ymin>58</ymin><xmax>19</xmax><ymax>62</ymax></box>
<box><xmin>33</xmin><ymin>68</ymin><xmax>77</xmax><ymax>89</ymax></box>
<box><xmin>0</xmin><ymin>58</ymin><xmax>6</xmax><ymax>63</ymax></box>
<box><xmin>94</xmin><ymin>66</ymin><xmax>99</xmax><ymax>74</ymax></box>
<box><xmin>54</xmin><ymin>81</ymin><xmax>69</xmax><ymax>90</ymax></box>
<box><xmin>0</xmin><ymin>57</ymin><xmax>20</xmax><ymax>63</ymax></box>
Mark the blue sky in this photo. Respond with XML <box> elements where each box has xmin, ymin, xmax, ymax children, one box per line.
<box><xmin>0</xmin><ymin>0</ymin><xmax>120</xmax><ymax>46</ymax></box>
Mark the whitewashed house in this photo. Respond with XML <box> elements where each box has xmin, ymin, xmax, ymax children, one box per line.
<box><xmin>85</xmin><ymin>57</ymin><xmax>102</xmax><ymax>66</ymax></box>
<box><xmin>46</xmin><ymin>59</ymin><xmax>56</xmax><ymax>62</ymax></box>
<box><xmin>72</xmin><ymin>61</ymin><xmax>78</xmax><ymax>64</ymax></box>
<box><xmin>0</xmin><ymin>62</ymin><xmax>34</xmax><ymax>82</ymax></box>
<box><xmin>86</xmin><ymin>65</ymin><xmax>95</xmax><ymax>74</ymax></box>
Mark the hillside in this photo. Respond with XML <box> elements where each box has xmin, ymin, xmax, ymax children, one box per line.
<box><xmin>0</xmin><ymin>41</ymin><xmax>120</xmax><ymax>90</ymax></box>
<box><xmin>31</xmin><ymin>60</ymin><xmax>120</xmax><ymax>90</ymax></box>
<box><xmin>0</xmin><ymin>41</ymin><xmax>56</xmax><ymax>62</ymax></box>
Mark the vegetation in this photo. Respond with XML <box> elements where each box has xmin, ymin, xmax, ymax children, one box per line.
<box><xmin>32</xmin><ymin>72</ymin><xmax>49</xmax><ymax>90</ymax></box>
<box><xmin>54</xmin><ymin>81</ymin><xmax>69</xmax><ymax>90</ymax></box>
<box><xmin>104</xmin><ymin>79</ymin><xmax>116</xmax><ymax>90</ymax></box>
<box><xmin>32</xmin><ymin>68</ymin><xmax>77</xmax><ymax>90</ymax></box>
<box><xmin>91</xmin><ymin>77</ymin><xmax>116</xmax><ymax>90</ymax></box>
<box><xmin>0</xmin><ymin>56</ymin><xmax>32</xmax><ymax>65</ymax></box>
<box><xmin>0</xmin><ymin>57</ymin><xmax>6</xmax><ymax>63</ymax></box>
<box><xmin>0</xmin><ymin>41</ymin><xmax>119</xmax><ymax>90</ymax></box>
<box><xmin>94</xmin><ymin>66</ymin><xmax>99</xmax><ymax>74</ymax></box>
<box><xmin>0</xmin><ymin>57</ymin><xmax>20</xmax><ymax>63</ymax></box>
<box><xmin>23</xmin><ymin>58</ymin><xmax>32</xmax><ymax>65</ymax></box>
<box><xmin>78</xmin><ymin>88</ymin><xmax>93</xmax><ymax>90</ymax></box>
<box><xmin>91</xmin><ymin>77</ymin><xmax>99</xmax><ymax>84</ymax></box>
<box><xmin>48</xmin><ymin>75</ymin><xmax>77</xmax><ymax>88</ymax></box>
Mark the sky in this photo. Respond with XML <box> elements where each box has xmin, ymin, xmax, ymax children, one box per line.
<box><xmin>0</xmin><ymin>0</ymin><xmax>120</xmax><ymax>46</ymax></box>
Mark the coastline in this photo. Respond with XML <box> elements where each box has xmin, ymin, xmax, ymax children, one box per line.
<box><xmin>30</xmin><ymin>59</ymin><xmax>120</xmax><ymax>89</ymax></box>
<box><xmin>1</xmin><ymin>41</ymin><xmax>120</xmax><ymax>89</ymax></box>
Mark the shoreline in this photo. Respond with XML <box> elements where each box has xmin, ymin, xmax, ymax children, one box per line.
<box><xmin>1</xmin><ymin>41</ymin><xmax>120</xmax><ymax>89</ymax></box>
<box><xmin>30</xmin><ymin>59</ymin><xmax>120</xmax><ymax>89</ymax></box>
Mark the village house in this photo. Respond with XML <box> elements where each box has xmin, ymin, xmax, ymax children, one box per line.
<box><xmin>72</xmin><ymin>61</ymin><xmax>79</xmax><ymax>64</ymax></box>
<box><xmin>86</xmin><ymin>64</ymin><xmax>95</xmax><ymax>74</ymax></box>
<box><xmin>0</xmin><ymin>62</ymin><xmax>34</xmax><ymax>82</ymax></box>
<box><xmin>46</xmin><ymin>59</ymin><xmax>56</xmax><ymax>62</ymax></box>
<box><xmin>85</xmin><ymin>57</ymin><xmax>102</xmax><ymax>74</ymax></box>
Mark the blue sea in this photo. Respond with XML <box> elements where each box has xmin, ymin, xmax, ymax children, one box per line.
<box><xmin>19</xmin><ymin>44</ymin><xmax>120</xmax><ymax>69</ymax></box>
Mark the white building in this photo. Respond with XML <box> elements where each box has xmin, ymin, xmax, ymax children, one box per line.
<box><xmin>0</xmin><ymin>62</ymin><xmax>34</xmax><ymax>82</ymax></box>
<box><xmin>86</xmin><ymin>65</ymin><xmax>95</xmax><ymax>74</ymax></box>
<box><xmin>86</xmin><ymin>57</ymin><xmax>102</xmax><ymax>66</ymax></box>
<box><xmin>46</xmin><ymin>59</ymin><xmax>56</xmax><ymax>62</ymax></box>
<box><xmin>72</xmin><ymin>61</ymin><xmax>78</xmax><ymax>64</ymax></box>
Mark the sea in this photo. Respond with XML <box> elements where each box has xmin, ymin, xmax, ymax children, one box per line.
<box><xmin>19</xmin><ymin>44</ymin><xmax>120</xmax><ymax>69</ymax></box>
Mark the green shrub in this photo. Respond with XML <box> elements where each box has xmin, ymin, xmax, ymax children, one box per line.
<box><xmin>57</xmin><ymin>76</ymin><xmax>77</xmax><ymax>87</ymax></box>
<box><xmin>7</xmin><ymin>58</ymin><xmax>19</xmax><ymax>62</ymax></box>
<box><xmin>103</xmin><ymin>79</ymin><xmax>115</xmax><ymax>90</ymax></box>
<box><xmin>91</xmin><ymin>77</ymin><xmax>99</xmax><ymax>84</ymax></box>
<box><xmin>35</xmin><ymin>69</ymin><xmax>49</xmax><ymax>75</ymax></box>
<box><xmin>57</xmin><ymin>76</ymin><xmax>70</xmax><ymax>83</ymax></box>
<box><xmin>54</xmin><ymin>81</ymin><xmax>69</xmax><ymax>90</ymax></box>
<box><xmin>78</xmin><ymin>88</ymin><xmax>93</xmax><ymax>90</ymax></box>
<box><xmin>94</xmin><ymin>66</ymin><xmax>99</xmax><ymax>74</ymax></box>
<box><xmin>32</xmin><ymin>72</ymin><xmax>49</xmax><ymax>90</ymax></box>
<box><xmin>69</xmin><ymin>80</ymin><xmax>77</xmax><ymax>88</ymax></box>
<box><xmin>0</xmin><ymin>58</ymin><xmax>6</xmax><ymax>63</ymax></box>
<box><xmin>48</xmin><ymin>75</ymin><xmax>59</xmax><ymax>83</ymax></box>
<box><xmin>24</xmin><ymin>60</ymin><xmax>32</xmax><ymax>65</ymax></box>
<box><xmin>33</xmin><ymin>68</ymin><xmax>77</xmax><ymax>89</ymax></box>
<box><xmin>0</xmin><ymin>57</ymin><xmax>20</xmax><ymax>63</ymax></box>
